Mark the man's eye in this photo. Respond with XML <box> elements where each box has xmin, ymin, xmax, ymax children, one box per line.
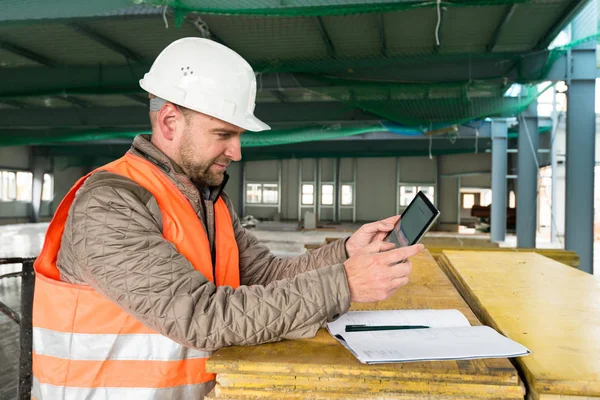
<box><xmin>218</xmin><ymin>133</ymin><xmax>231</xmax><ymax>139</ymax></box>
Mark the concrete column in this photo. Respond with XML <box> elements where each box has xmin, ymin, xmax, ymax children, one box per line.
<box><xmin>550</xmin><ymin>86</ymin><xmax>559</xmax><ymax>243</ymax></box>
<box><xmin>491</xmin><ymin>119</ymin><xmax>508</xmax><ymax>242</ymax></box>
<box><xmin>29</xmin><ymin>156</ymin><xmax>47</xmax><ymax>223</ymax></box>
<box><xmin>517</xmin><ymin>100</ymin><xmax>539</xmax><ymax>248</ymax></box>
<box><xmin>335</xmin><ymin>158</ymin><xmax>341</xmax><ymax>223</ymax></box>
<box><xmin>241</xmin><ymin>161</ymin><xmax>246</xmax><ymax>217</ymax></box>
<box><xmin>565</xmin><ymin>2</ymin><xmax>596</xmax><ymax>274</ymax></box>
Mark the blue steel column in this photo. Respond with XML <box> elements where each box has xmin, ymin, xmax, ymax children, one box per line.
<box><xmin>517</xmin><ymin>101</ymin><xmax>539</xmax><ymax>248</ymax></box>
<box><xmin>491</xmin><ymin>119</ymin><xmax>508</xmax><ymax>243</ymax></box>
<box><xmin>565</xmin><ymin>1</ymin><xmax>597</xmax><ymax>274</ymax></box>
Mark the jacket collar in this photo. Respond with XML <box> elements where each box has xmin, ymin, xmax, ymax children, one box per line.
<box><xmin>129</xmin><ymin>134</ymin><xmax>228</xmax><ymax>202</ymax></box>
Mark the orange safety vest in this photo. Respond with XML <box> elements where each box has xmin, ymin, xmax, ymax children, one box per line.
<box><xmin>31</xmin><ymin>152</ymin><xmax>240</xmax><ymax>399</ymax></box>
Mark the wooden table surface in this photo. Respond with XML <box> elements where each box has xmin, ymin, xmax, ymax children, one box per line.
<box><xmin>206</xmin><ymin>251</ymin><xmax>525</xmax><ymax>399</ymax></box>
<box><xmin>439</xmin><ymin>251</ymin><xmax>600</xmax><ymax>400</ymax></box>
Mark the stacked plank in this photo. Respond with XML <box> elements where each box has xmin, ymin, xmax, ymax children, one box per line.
<box><xmin>206</xmin><ymin>251</ymin><xmax>525</xmax><ymax>399</ymax></box>
<box><xmin>312</xmin><ymin>237</ymin><xmax>579</xmax><ymax>268</ymax></box>
<box><xmin>438</xmin><ymin>251</ymin><xmax>600</xmax><ymax>400</ymax></box>
<box><xmin>427</xmin><ymin>246</ymin><xmax>580</xmax><ymax>268</ymax></box>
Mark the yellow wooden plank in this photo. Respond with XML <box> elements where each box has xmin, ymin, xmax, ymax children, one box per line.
<box><xmin>216</xmin><ymin>373</ymin><xmax>525</xmax><ymax>398</ymax></box>
<box><xmin>214</xmin><ymin>385</ymin><xmax>521</xmax><ymax>400</ymax></box>
<box><xmin>207</xmin><ymin>251</ymin><xmax>523</xmax><ymax>398</ymax></box>
<box><xmin>439</xmin><ymin>251</ymin><xmax>600</xmax><ymax>398</ymax></box>
<box><xmin>427</xmin><ymin>246</ymin><xmax>579</xmax><ymax>268</ymax></box>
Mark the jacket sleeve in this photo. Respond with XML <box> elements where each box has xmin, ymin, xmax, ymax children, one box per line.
<box><xmin>223</xmin><ymin>196</ymin><xmax>350</xmax><ymax>286</ymax></box>
<box><xmin>68</xmin><ymin>185</ymin><xmax>351</xmax><ymax>352</ymax></box>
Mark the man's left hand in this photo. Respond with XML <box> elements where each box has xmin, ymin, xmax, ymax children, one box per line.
<box><xmin>345</xmin><ymin>215</ymin><xmax>400</xmax><ymax>258</ymax></box>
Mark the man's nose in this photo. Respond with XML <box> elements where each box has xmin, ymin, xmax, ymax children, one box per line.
<box><xmin>225</xmin><ymin>136</ymin><xmax>242</xmax><ymax>162</ymax></box>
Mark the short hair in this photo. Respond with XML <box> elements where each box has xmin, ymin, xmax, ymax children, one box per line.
<box><xmin>148</xmin><ymin>93</ymin><xmax>194</xmax><ymax>129</ymax></box>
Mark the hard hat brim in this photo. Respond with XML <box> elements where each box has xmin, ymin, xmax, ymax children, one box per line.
<box><xmin>238</xmin><ymin>115</ymin><xmax>271</xmax><ymax>132</ymax></box>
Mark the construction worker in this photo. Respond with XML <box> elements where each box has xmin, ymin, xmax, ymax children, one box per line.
<box><xmin>31</xmin><ymin>38</ymin><xmax>423</xmax><ymax>399</ymax></box>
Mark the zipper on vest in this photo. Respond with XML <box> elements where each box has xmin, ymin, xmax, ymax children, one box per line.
<box><xmin>133</xmin><ymin>148</ymin><xmax>171</xmax><ymax>173</ymax></box>
<box><xmin>205</xmin><ymin>199</ymin><xmax>217</xmax><ymax>283</ymax></box>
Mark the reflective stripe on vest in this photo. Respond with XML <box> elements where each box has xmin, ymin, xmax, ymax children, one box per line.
<box><xmin>33</xmin><ymin>327</ymin><xmax>212</xmax><ymax>361</ymax></box>
<box><xmin>32</xmin><ymin>152</ymin><xmax>239</xmax><ymax>396</ymax></box>
<box><xmin>32</xmin><ymin>377</ymin><xmax>213</xmax><ymax>400</ymax></box>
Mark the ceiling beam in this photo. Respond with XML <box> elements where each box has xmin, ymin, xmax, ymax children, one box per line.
<box><xmin>31</xmin><ymin>137</ymin><xmax>495</xmax><ymax>162</ymax></box>
<box><xmin>487</xmin><ymin>4</ymin><xmax>517</xmax><ymax>53</ymax></box>
<box><xmin>0</xmin><ymin>100</ymin><xmax>27</xmax><ymax>109</ymax></box>
<box><xmin>0</xmin><ymin>102</ymin><xmax>381</xmax><ymax>130</ymax></box>
<box><xmin>68</xmin><ymin>23</ymin><xmax>146</xmax><ymax>64</ymax></box>
<box><xmin>315</xmin><ymin>17</ymin><xmax>336</xmax><ymax>57</ymax></box>
<box><xmin>57</xmin><ymin>95</ymin><xmax>93</xmax><ymax>108</ymax></box>
<box><xmin>0</xmin><ymin>55</ymin><xmax>553</xmax><ymax>99</ymax></box>
<box><xmin>377</xmin><ymin>14</ymin><xmax>387</xmax><ymax>57</ymax></box>
<box><xmin>0</xmin><ymin>40</ymin><xmax>56</xmax><ymax>67</ymax></box>
<box><xmin>124</xmin><ymin>94</ymin><xmax>149</xmax><ymax>105</ymax></box>
<box><xmin>271</xmin><ymin>90</ymin><xmax>286</xmax><ymax>103</ymax></box>
<box><xmin>535</xmin><ymin>0</ymin><xmax>590</xmax><ymax>50</ymax></box>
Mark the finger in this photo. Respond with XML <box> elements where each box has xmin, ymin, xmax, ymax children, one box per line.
<box><xmin>357</xmin><ymin>240</ymin><xmax>396</xmax><ymax>255</ymax></box>
<box><xmin>379</xmin><ymin>244</ymin><xmax>424</xmax><ymax>265</ymax></box>
<box><xmin>359</xmin><ymin>215</ymin><xmax>400</xmax><ymax>234</ymax></box>
<box><xmin>390</xmin><ymin>276</ymin><xmax>410</xmax><ymax>289</ymax></box>
<box><xmin>381</xmin><ymin>262</ymin><xmax>412</xmax><ymax>283</ymax></box>
<box><xmin>364</xmin><ymin>240</ymin><xmax>396</xmax><ymax>254</ymax></box>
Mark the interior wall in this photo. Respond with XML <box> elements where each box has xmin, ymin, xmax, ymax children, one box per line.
<box><xmin>225</xmin><ymin>162</ymin><xmax>241</xmax><ymax>215</ymax></box>
<box><xmin>244</xmin><ymin>160</ymin><xmax>280</xmax><ymax>219</ymax></box>
<box><xmin>0</xmin><ymin>146</ymin><xmax>32</xmax><ymax>223</ymax></box>
<box><xmin>0</xmin><ymin>145</ymin><xmax>494</xmax><ymax>231</ymax></box>
<box><xmin>0</xmin><ymin>146</ymin><xmax>30</xmax><ymax>170</ymax></box>
<box><xmin>51</xmin><ymin>158</ymin><xmax>87</xmax><ymax>216</ymax></box>
<box><xmin>225</xmin><ymin>153</ymin><xmax>493</xmax><ymax>228</ymax></box>
<box><xmin>0</xmin><ymin>149</ymin><xmax>75</xmax><ymax>224</ymax></box>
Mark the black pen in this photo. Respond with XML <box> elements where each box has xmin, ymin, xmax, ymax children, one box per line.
<box><xmin>345</xmin><ymin>324</ymin><xmax>430</xmax><ymax>332</ymax></box>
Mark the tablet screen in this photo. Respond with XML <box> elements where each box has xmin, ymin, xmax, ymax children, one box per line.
<box><xmin>387</xmin><ymin>192</ymin><xmax>439</xmax><ymax>247</ymax></box>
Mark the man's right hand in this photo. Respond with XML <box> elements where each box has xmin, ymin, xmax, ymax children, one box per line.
<box><xmin>343</xmin><ymin>241</ymin><xmax>424</xmax><ymax>303</ymax></box>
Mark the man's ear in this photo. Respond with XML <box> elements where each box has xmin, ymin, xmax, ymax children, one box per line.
<box><xmin>156</xmin><ymin>103</ymin><xmax>182</xmax><ymax>141</ymax></box>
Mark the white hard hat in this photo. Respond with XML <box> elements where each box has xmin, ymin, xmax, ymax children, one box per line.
<box><xmin>140</xmin><ymin>37</ymin><xmax>270</xmax><ymax>132</ymax></box>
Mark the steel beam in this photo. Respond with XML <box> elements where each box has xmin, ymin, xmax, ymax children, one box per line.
<box><xmin>0</xmin><ymin>54</ymin><xmax>555</xmax><ymax>99</ymax></box>
<box><xmin>69</xmin><ymin>23</ymin><xmax>146</xmax><ymax>64</ymax></box>
<box><xmin>271</xmin><ymin>90</ymin><xmax>286</xmax><ymax>103</ymax></box>
<box><xmin>0</xmin><ymin>102</ymin><xmax>381</xmax><ymax>129</ymax></box>
<box><xmin>546</xmin><ymin>47</ymin><xmax>597</xmax><ymax>81</ymax></box>
<box><xmin>58</xmin><ymin>95</ymin><xmax>92</xmax><ymax>108</ymax></box>
<box><xmin>491</xmin><ymin>119</ymin><xmax>508</xmax><ymax>242</ymax></box>
<box><xmin>0</xmin><ymin>40</ymin><xmax>56</xmax><ymax>67</ymax></box>
<box><xmin>377</xmin><ymin>14</ymin><xmax>387</xmax><ymax>57</ymax></box>
<box><xmin>124</xmin><ymin>94</ymin><xmax>149</xmax><ymax>105</ymax></box>
<box><xmin>0</xmin><ymin>100</ymin><xmax>27</xmax><ymax>109</ymax></box>
<box><xmin>488</xmin><ymin>4</ymin><xmax>517</xmax><ymax>52</ymax></box>
<box><xmin>535</xmin><ymin>0</ymin><xmax>592</xmax><ymax>50</ymax></box>
<box><xmin>564</xmin><ymin>0</ymin><xmax>597</xmax><ymax>274</ymax></box>
<box><xmin>315</xmin><ymin>17</ymin><xmax>336</xmax><ymax>57</ymax></box>
<box><xmin>516</xmin><ymin>100</ymin><xmax>538</xmax><ymax>248</ymax></box>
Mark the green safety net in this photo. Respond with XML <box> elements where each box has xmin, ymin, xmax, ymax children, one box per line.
<box><xmin>4</xmin><ymin>123</ymin><xmax>397</xmax><ymax>147</ymax></box>
<box><xmin>2</xmin><ymin>0</ymin><xmax>599</xmax><ymax>149</ymax></box>
<box><xmin>140</xmin><ymin>0</ymin><xmax>533</xmax><ymax>19</ymax></box>
<box><xmin>129</xmin><ymin>0</ymin><xmax>599</xmax><ymax>132</ymax></box>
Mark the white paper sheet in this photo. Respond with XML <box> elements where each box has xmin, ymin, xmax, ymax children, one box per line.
<box><xmin>327</xmin><ymin>310</ymin><xmax>530</xmax><ymax>364</ymax></box>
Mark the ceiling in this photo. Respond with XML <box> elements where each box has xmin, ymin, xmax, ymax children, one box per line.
<box><xmin>0</xmin><ymin>0</ymin><xmax>592</xmax><ymax>161</ymax></box>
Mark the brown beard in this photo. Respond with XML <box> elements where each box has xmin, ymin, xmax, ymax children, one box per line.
<box><xmin>178</xmin><ymin>130</ymin><xmax>227</xmax><ymax>187</ymax></box>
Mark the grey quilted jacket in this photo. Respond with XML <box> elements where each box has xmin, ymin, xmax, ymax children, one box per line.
<box><xmin>55</xmin><ymin>135</ymin><xmax>351</xmax><ymax>396</ymax></box>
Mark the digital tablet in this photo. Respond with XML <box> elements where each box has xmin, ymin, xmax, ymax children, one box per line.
<box><xmin>385</xmin><ymin>190</ymin><xmax>440</xmax><ymax>248</ymax></box>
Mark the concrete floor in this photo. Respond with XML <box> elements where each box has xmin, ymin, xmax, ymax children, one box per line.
<box><xmin>0</xmin><ymin>221</ymin><xmax>598</xmax><ymax>399</ymax></box>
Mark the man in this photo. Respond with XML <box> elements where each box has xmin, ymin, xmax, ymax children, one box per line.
<box><xmin>31</xmin><ymin>38</ymin><xmax>423</xmax><ymax>399</ymax></box>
